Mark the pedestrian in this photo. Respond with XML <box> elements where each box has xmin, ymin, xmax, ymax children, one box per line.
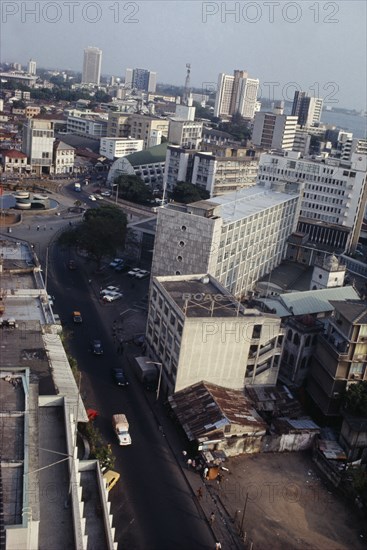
<box><xmin>215</xmin><ymin>542</ymin><xmax>222</xmax><ymax>550</ymax></box>
<box><xmin>203</xmin><ymin>467</ymin><xmax>209</xmax><ymax>481</ymax></box>
<box><xmin>44</xmin><ymin>226</ymin><xmax>46</xmax><ymax>231</ymax></box>
<box><xmin>37</xmin><ymin>225</ymin><xmax>40</xmax><ymax>231</ymax></box>
<box><xmin>187</xmin><ymin>458</ymin><xmax>192</xmax><ymax>469</ymax></box>
<box><xmin>28</xmin><ymin>225</ymin><xmax>31</xmax><ymax>230</ymax></box>
<box><xmin>192</xmin><ymin>459</ymin><xmax>196</xmax><ymax>469</ymax></box>
<box><xmin>197</xmin><ymin>487</ymin><xmax>203</xmax><ymax>500</ymax></box>
<box><xmin>210</xmin><ymin>512</ymin><xmax>215</xmax><ymax>525</ymax></box>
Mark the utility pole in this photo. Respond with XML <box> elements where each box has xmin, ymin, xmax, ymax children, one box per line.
<box><xmin>239</xmin><ymin>492</ymin><xmax>249</xmax><ymax>537</ymax></box>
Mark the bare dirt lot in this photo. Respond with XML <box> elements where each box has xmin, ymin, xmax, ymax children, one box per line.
<box><xmin>212</xmin><ymin>451</ymin><xmax>366</xmax><ymax>550</ymax></box>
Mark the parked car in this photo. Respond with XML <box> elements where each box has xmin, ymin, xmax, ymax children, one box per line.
<box><xmin>109</xmin><ymin>258</ymin><xmax>124</xmax><ymax>268</ymax></box>
<box><xmin>73</xmin><ymin>311</ymin><xmax>82</xmax><ymax>323</ymax></box>
<box><xmin>91</xmin><ymin>339</ymin><xmax>104</xmax><ymax>355</ymax></box>
<box><xmin>112</xmin><ymin>368</ymin><xmax>129</xmax><ymax>387</ymax></box>
<box><xmin>135</xmin><ymin>270</ymin><xmax>150</xmax><ymax>280</ymax></box>
<box><xmin>128</xmin><ymin>268</ymin><xmax>141</xmax><ymax>277</ymax></box>
<box><xmin>100</xmin><ymin>286</ymin><xmax>120</xmax><ymax>296</ymax></box>
<box><xmin>48</xmin><ymin>295</ymin><xmax>55</xmax><ymax>306</ymax></box>
<box><xmin>103</xmin><ymin>291</ymin><xmax>123</xmax><ymax>303</ymax></box>
<box><xmin>102</xmin><ymin>469</ymin><xmax>120</xmax><ymax>492</ymax></box>
<box><xmin>101</xmin><ymin>190</ymin><xmax>111</xmax><ymax>197</ymax></box>
<box><xmin>89</xmin><ymin>194</ymin><xmax>97</xmax><ymax>201</ymax></box>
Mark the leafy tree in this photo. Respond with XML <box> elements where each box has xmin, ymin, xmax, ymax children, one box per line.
<box><xmin>342</xmin><ymin>381</ymin><xmax>367</xmax><ymax>416</ymax></box>
<box><xmin>58</xmin><ymin>205</ymin><xmax>127</xmax><ymax>267</ymax></box>
<box><xmin>114</xmin><ymin>174</ymin><xmax>153</xmax><ymax>205</ymax></box>
<box><xmin>172</xmin><ymin>182</ymin><xmax>210</xmax><ymax>204</ymax></box>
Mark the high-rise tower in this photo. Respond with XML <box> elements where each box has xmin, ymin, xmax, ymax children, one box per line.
<box><xmin>82</xmin><ymin>47</ymin><xmax>102</xmax><ymax>85</ymax></box>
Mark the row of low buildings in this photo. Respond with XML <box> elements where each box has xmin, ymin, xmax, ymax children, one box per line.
<box><xmin>0</xmin><ymin>240</ymin><xmax>118</xmax><ymax>550</ymax></box>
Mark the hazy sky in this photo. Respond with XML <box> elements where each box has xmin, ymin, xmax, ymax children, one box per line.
<box><xmin>2</xmin><ymin>0</ymin><xmax>366</xmax><ymax>110</ymax></box>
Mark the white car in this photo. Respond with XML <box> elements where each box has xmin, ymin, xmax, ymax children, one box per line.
<box><xmin>100</xmin><ymin>286</ymin><xmax>120</xmax><ymax>296</ymax></box>
<box><xmin>89</xmin><ymin>194</ymin><xmax>97</xmax><ymax>201</ymax></box>
<box><xmin>103</xmin><ymin>291</ymin><xmax>123</xmax><ymax>302</ymax></box>
<box><xmin>109</xmin><ymin>258</ymin><xmax>124</xmax><ymax>268</ymax></box>
<box><xmin>135</xmin><ymin>270</ymin><xmax>150</xmax><ymax>280</ymax></box>
<box><xmin>101</xmin><ymin>190</ymin><xmax>112</xmax><ymax>197</ymax></box>
<box><xmin>128</xmin><ymin>268</ymin><xmax>141</xmax><ymax>277</ymax></box>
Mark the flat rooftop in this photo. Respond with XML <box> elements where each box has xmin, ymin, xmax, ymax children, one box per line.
<box><xmin>157</xmin><ymin>275</ymin><xmax>262</xmax><ymax>318</ymax></box>
<box><xmin>210</xmin><ymin>185</ymin><xmax>299</xmax><ymax>223</ymax></box>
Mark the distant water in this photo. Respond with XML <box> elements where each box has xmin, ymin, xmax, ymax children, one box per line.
<box><xmin>320</xmin><ymin>111</ymin><xmax>367</xmax><ymax>138</ymax></box>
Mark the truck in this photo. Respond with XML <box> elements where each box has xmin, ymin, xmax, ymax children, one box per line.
<box><xmin>134</xmin><ymin>356</ymin><xmax>158</xmax><ymax>390</ymax></box>
<box><xmin>112</xmin><ymin>414</ymin><xmax>131</xmax><ymax>446</ymax></box>
<box><xmin>74</xmin><ymin>182</ymin><xmax>81</xmax><ymax>192</ymax></box>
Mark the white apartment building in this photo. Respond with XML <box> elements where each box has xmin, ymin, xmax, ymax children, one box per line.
<box><xmin>214</xmin><ymin>70</ymin><xmax>259</xmax><ymax>120</ymax></box>
<box><xmin>28</xmin><ymin>59</ymin><xmax>36</xmax><ymax>75</ymax></box>
<box><xmin>82</xmin><ymin>47</ymin><xmax>102</xmax><ymax>85</ymax></box>
<box><xmin>292</xmin><ymin>127</ymin><xmax>312</xmax><ymax>155</ymax></box>
<box><xmin>257</xmin><ymin>150</ymin><xmax>367</xmax><ymax>251</ymax></box>
<box><xmin>341</xmin><ymin>138</ymin><xmax>367</xmax><ymax>162</ymax></box>
<box><xmin>67</xmin><ymin>114</ymin><xmax>107</xmax><ymax>138</ymax></box>
<box><xmin>99</xmin><ymin>137</ymin><xmax>144</xmax><ymax>160</ymax></box>
<box><xmin>151</xmin><ymin>182</ymin><xmax>302</xmax><ymax>298</ymax></box>
<box><xmin>53</xmin><ymin>140</ymin><xmax>75</xmax><ymax>174</ymax></box>
<box><xmin>291</xmin><ymin>92</ymin><xmax>323</xmax><ymax>126</ymax></box>
<box><xmin>146</xmin><ymin>274</ymin><xmax>284</xmax><ymax>395</ymax></box>
<box><xmin>191</xmin><ymin>152</ymin><xmax>259</xmax><ymax>196</ymax></box>
<box><xmin>252</xmin><ymin>113</ymin><xmax>298</xmax><ymax>150</ymax></box>
<box><xmin>168</xmin><ymin>119</ymin><xmax>203</xmax><ymax>149</ymax></box>
<box><xmin>22</xmin><ymin>118</ymin><xmax>55</xmax><ymax>175</ymax></box>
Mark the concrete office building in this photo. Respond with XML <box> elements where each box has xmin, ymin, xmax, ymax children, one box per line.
<box><xmin>214</xmin><ymin>70</ymin><xmax>259</xmax><ymax>120</ymax></box>
<box><xmin>99</xmin><ymin>137</ymin><xmax>144</xmax><ymax>160</ymax></box>
<box><xmin>22</xmin><ymin>118</ymin><xmax>55</xmax><ymax>175</ymax></box>
<box><xmin>128</xmin><ymin>114</ymin><xmax>169</xmax><ymax>149</ymax></box>
<box><xmin>125</xmin><ymin>68</ymin><xmax>157</xmax><ymax>93</ymax></box>
<box><xmin>257</xmin><ymin>150</ymin><xmax>367</xmax><ymax>252</ymax></box>
<box><xmin>151</xmin><ymin>182</ymin><xmax>302</xmax><ymax>298</ymax></box>
<box><xmin>168</xmin><ymin>119</ymin><xmax>203</xmax><ymax>149</ymax></box>
<box><xmin>291</xmin><ymin>91</ymin><xmax>323</xmax><ymax>126</ymax></box>
<box><xmin>252</xmin><ymin>112</ymin><xmax>298</xmax><ymax>151</ymax></box>
<box><xmin>67</xmin><ymin>113</ymin><xmax>107</xmax><ymax>138</ymax></box>
<box><xmin>307</xmin><ymin>300</ymin><xmax>367</xmax><ymax>420</ymax></box>
<box><xmin>146</xmin><ymin>273</ymin><xmax>284</xmax><ymax>396</ymax></box>
<box><xmin>191</xmin><ymin>151</ymin><xmax>259</xmax><ymax>197</ymax></box>
<box><xmin>82</xmin><ymin>47</ymin><xmax>102</xmax><ymax>85</ymax></box>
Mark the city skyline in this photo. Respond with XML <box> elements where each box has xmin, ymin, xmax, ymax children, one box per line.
<box><xmin>1</xmin><ymin>1</ymin><xmax>366</xmax><ymax>111</ymax></box>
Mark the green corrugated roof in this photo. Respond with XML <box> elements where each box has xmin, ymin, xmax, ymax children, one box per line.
<box><xmin>279</xmin><ymin>286</ymin><xmax>360</xmax><ymax>316</ymax></box>
<box><xmin>126</xmin><ymin>142</ymin><xmax>168</xmax><ymax>166</ymax></box>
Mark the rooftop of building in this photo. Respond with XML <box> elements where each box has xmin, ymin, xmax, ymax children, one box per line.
<box><xmin>187</xmin><ymin>183</ymin><xmax>300</xmax><ymax>223</ymax></box>
<box><xmin>125</xmin><ymin>142</ymin><xmax>168</xmax><ymax>166</ymax></box>
<box><xmin>168</xmin><ymin>381</ymin><xmax>267</xmax><ymax>443</ymax></box>
<box><xmin>0</xmin><ymin>148</ymin><xmax>27</xmax><ymax>158</ymax></box>
<box><xmin>329</xmin><ymin>300</ymin><xmax>367</xmax><ymax>325</ymax></box>
<box><xmin>156</xmin><ymin>274</ymin><xmax>266</xmax><ymax>318</ymax></box>
<box><xmin>259</xmin><ymin>285</ymin><xmax>360</xmax><ymax>318</ymax></box>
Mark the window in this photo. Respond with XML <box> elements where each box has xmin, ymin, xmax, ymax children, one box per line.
<box><xmin>179</xmin><ymin>241</ymin><xmax>185</xmax><ymax>247</ymax></box>
<box><xmin>181</xmin><ymin>225</ymin><xmax>187</xmax><ymax>232</ymax></box>
<box><xmin>177</xmin><ymin>255</ymin><xmax>182</xmax><ymax>262</ymax></box>
<box><xmin>252</xmin><ymin>325</ymin><xmax>262</xmax><ymax>339</ymax></box>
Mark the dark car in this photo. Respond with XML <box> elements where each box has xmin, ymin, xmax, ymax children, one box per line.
<box><xmin>112</xmin><ymin>368</ymin><xmax>129</xmax><ymax>387</ymax></box>
<box><xmin>91</xmin><ymin>339</ymin><xmax>104</xmax><ymax>355</ymax></box>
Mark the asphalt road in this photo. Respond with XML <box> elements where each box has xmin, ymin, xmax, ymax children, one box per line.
<box><xmin>48</xmin><ymin>243</ymin><xmax>215</xmax><ymax>550</ymax></box>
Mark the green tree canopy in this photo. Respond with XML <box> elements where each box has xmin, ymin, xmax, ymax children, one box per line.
<box><xmin>58</xmin><ymin>205</ymin><xmax>127</xmax><ymax>266</ymax></box>
<box><xmin>114</xmin><ymin>174</ymin><xmax>153</xmax><ymax>205</ymax></box>
<box><xmin>342</xmin><ymin>381</ymin><xmax>367</xmax><ymax>416</ymax></box>
<box><xmin>172</xmin><ymin>182</ymin><xmax>210</xmax><ymax>204</ymax></box>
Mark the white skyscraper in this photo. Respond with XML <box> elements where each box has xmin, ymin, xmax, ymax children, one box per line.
<box><xmin>82</xmin><ymin>47</ymin><xmax>102</xmax><ymax>85</ymax></box>
<box><xmin>28</xmin><ymin>59</ymin><xmax>36</xmax><ymax>76</ymax></box>
<box><xmin>214</xmin><ymin>70</ymin><xmax>259</xmax><ymax>120</ymax></box>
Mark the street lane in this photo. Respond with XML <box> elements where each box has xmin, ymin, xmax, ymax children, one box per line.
<box><xmin>49</xmin><ymin>242</ymin><xmax>215</xmax><ymax>550</ymax></box>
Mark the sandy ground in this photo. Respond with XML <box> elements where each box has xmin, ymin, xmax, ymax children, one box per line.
<box><xmin>210</xmin><ymin>451</ymin><xmax>366</xmax><ymax>550</ymax></box>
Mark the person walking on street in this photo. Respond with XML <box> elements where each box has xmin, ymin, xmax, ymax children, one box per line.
<box><xmin>215</xmin><ymin>542</ymin><xmax>222</xmax><ymax>550</ymax></box>
<box><xmin>187</xmin><ymin>458</ymin><xmax>192</xmax><ymax>469</ymax></box>
<box><xmin>210</xmin><ymin>512</ymin><xmax>215</xmax><ymax>525</ymax></box>
<box><xmin>197</xmin><ymin>487</ymin><xmax>203</xmax><ymax>500</ymax></box>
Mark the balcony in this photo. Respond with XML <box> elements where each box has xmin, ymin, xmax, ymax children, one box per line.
<box><xmin>321</xmin><ymin>333</ymin><xmax>350</xmax><ymax>357</ymax></box>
